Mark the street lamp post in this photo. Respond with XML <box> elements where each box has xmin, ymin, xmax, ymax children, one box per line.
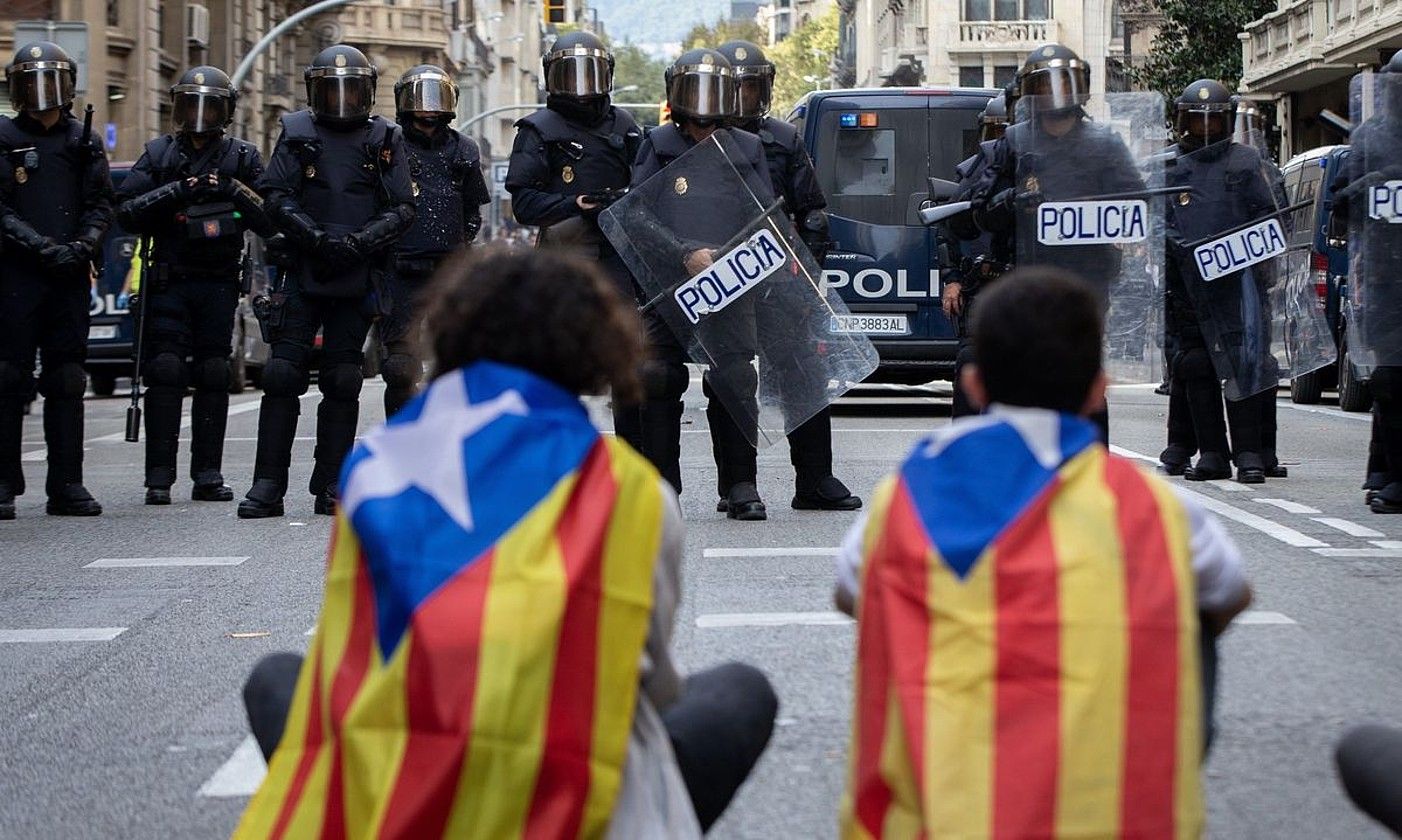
<box><xmin>230</xmin><ymin>0</ymin><xmax>366</xmax><ymax>89</ymax></box>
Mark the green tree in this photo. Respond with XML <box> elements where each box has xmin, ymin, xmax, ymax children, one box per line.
<box><xmin>610</xmin><ymin>41</ymin><xmax>670</xmax><ymax>126</ymax></box>
<box><xmin>1132</xmin><ymin>0</ymin><xmax>1275</xmax><ymax>99</ymax></box>
<box><xmin>680</xmin><ymin>18</ymin><xmax>768</xmax><ymax>50</ymax></box>
<box><xmin>769</xmin><ymin>7</ymin><xmax>840</xmax><ymax>116</ymax></box>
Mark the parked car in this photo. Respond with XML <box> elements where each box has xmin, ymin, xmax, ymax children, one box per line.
<box><xmin>1279</xmin><ymin>145</ymin><xmax>1370</xmax><ymax>411</ymax></box>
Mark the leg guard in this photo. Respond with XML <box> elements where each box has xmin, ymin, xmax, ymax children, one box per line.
<box><xmin>638</xmin><ymin>356</ymin><xmax>688</xmax><ymax>494</ymax></box>
<box><xmin>310</xmin><ymin>363</ymin><xmax>363</xmax><ymax>495</ymax></box>
<box><xmin>1370</xmin><ymin>367</ymin><xmax>1402</xmax><ymax>488</ymax></box>
<box><xmin>1162</xmin><ymin>372</ymin><xmax>1197</xmax><ymax>465</ymax></box>
<box><xmin>1178</xmin><ymin>348</ymin><xmax>1230</xmax><ymax>457</ymax></box>
<box><xmin>1226</xmin><ymin>392</ymin><xmax>1266</xmax><ymax>464</ymax></box>
<box><xmin>788</xmin><ymin>407</ymin><xmax>834</xmax><ymax>491</ymax></box>
<box><xmin>704</xmin><ymin>363</ymin><xmax>758</xmax><ymax>496</ymax></box>
<box><xmin>381</xmin><ymin>351</ymin><xmax>422</xmax><ymax>420</ymax></box>
<box><xmin>142</xmin><ymin>353</ymin><xmax>188</xmax><ymax>489</ymax></box>
<box><xmin>190</xmin><ymin>356</ymin><xmax>231</xmax><ymax>485</ymax></box>
<box><xmin>37</xmin><ymin>363</ymin><xmax>87</xmax><ymax>496</ymax></box>
<box><xmin>0</xmin><ymin>360</ymin><xmax>30</xmax><ymax>495</ymax></box>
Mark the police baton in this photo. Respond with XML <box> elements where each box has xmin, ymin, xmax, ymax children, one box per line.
<box><xmin>1181</xmin><ymin>198</ymin><xmax>1315</xmax><ymax>251</ymax></box>
<box><xmin>124</xmin><ymin>238</ymin><xmax>152</xmax><ymax>443</ymax></box>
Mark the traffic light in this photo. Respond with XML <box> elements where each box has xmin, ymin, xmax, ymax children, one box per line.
<box><xmin>544</xmin><ymin>0</ymin><xmax>566</xmax><ymax>24</ymax></box>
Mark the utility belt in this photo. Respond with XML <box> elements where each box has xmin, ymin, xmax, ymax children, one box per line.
<box><xmin>149</xmin><ymin>261</ymin><xmax>241</xmax><ymax>288</ymax></box>
<box><xmin>394</xmin><ymin>254</ymin><xmax>446</xmax><ymax>276</ymax></box>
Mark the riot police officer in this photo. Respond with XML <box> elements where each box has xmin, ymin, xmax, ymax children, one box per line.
<box><xmin>947</xmin><ymin>90</ymin><xmax>1009</xmax><ymax>418</ymax></box>
<box><xmin>382</xmin><ymin>65</ymin><xmax>489</xmax><ymax>418</ymax></box>
<box><xmin>117</xmin><ymin>65</ymin><xmax>273</xmax><ymax>505</ymax></box>
<box><xmin>968</xmin><ymin>44</ymin><xmax>1146</xmax><ymax>443</ymax></box>
<box><xmin>238</xmin><ymin>45</ymin><xmax>415</xmax><ymax>518</ymax></box>
<box><xmin>0</xmin><ymin>41</ymin><xmax>114</xmax><ymax>520</ymax></box>
<box><xmin>715</xmin><ymin>39</ymin><xmax>860</xmax><ymax>512</ymax></box>
<box><xmin>1164</xmin><ymin>79</ymin><xmax>1287</xmax><ymax>484</ymax></box>
<box><xmin>624</xmin><ymin>48</ymin><xmax>772</xmax><ymax>513</ymax></box>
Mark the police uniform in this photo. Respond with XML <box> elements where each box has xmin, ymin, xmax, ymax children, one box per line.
<box><xmin>240</xmin><ymin>45</ymin><xmax>415</xmax><ymax>518</ymax></box>
<box><xmin>0</xmin><ymin>46</ymin><xmax>114</xmax><ymax>518</ymax></box>
<box><xmin>383</xmin><ymin>121</ymin><xmax>489</xmax><ymax>417</ymax></box>
<box><xmin>117</xmin><ymin>126</ymin><xmax>272</xmax><ymax>501</ymax></box>
<box><xmin>948</xmin><ymin>136</ymin><xmax>1003</xmax><ymax>419</ymax></box>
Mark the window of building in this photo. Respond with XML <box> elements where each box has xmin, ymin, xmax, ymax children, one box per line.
<box><xmin>965</xmin><ymin>0</ymin><xmax>1049</xmax><ymax>19</ymax></box>
<box><xmin>993</xmin><ymin>65</ymin><xmax>1017</xmax><ymax>89</ymax></box>
<box><xmin>106</xmin><ymin>0</ymin><xmax>119</xmax><ymax>26</ymax></box>
<box><xmin>959</xmin><ymin>65</ymin><xmax>985</xmax><ymax>87</ymax></box>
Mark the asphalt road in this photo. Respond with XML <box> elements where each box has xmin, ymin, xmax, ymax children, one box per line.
<box><xmin>2</xmin><ymin>375</ymin><xmax>1399</xmax><ymax>839</ymax></box>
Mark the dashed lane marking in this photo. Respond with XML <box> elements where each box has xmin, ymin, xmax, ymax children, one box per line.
<box><xmin>1370</xmin><ymin>540</ymin><xmax>1402</xmax><ymax>550</ymax></box>
<box><xmin>85</xmin><ymin>556</ymin><xmax>250</xmax><ymax>569</ymax></box>
<box><xmin>1235</xmin><ymin>611</ymin><xmax>1298</xmax><ymax>625</ymax></box>
<box><xmin>1205</xmin><ymin>479</ymin><xmax>1254</xmax><ymax>493</ymax></box>
<box><xmin>1310</xmin><ymin>518</ymin><xmax>1386</xmax><ymax>539</ymax></box>
<box><xmin>1255</xmin><ymin>498</ymin><xmax>1322</xmax><ymax>515</ymax></box>
<box><xmin>696</xmin><ymin>611</ymin><xmax>853</xmax><ymax>628</ymax></box>
<box><xmin>1109</xmin><ymin>445</ymin><xmax>1329</xmax><ymax>549</ymax></box>
<box><xmin>196</xmin><ymin>735</ymin><xmax>265</xmax><ymax>798</ymax></box>
<box><xmin>1313</xmin><ymin>547</ymin><xmax>1402</xmax><ymax>558</ymax></box>
<box><xmin>1278</xmin><ymin>402</ymin><xmax>1371</xmax><ymax>423</ymax></box>
<box><xmin>703</xmin><ymin>547</ymin><xmax>839</xmax><ymax>558</ymax></box>
<box><xmin>0</xmin><ymin>627</ymin><xmax>127</xmax><ymax>643</ymax></box>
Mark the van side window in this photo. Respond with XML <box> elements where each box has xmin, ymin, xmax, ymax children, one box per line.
<box><xmin>833</xmin><ymin>129</ymin><xmax>896</xmax><ymax>196</ymax></box>
<box><xmin>1293</xmin><ymin>165</ymin><xmax>1322</xmax><ymax>236</ymax></box>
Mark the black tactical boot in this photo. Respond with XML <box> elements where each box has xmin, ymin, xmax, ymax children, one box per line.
<box><xmin>190</xmin><ymin>390</ymin><xmax>231</xmax><ymax>500</ymax></box>
<box><xmin>238</xmin><ymin>479</ymin><xmax>285</xmax><ymax>519</ymax></box>
<box><xmin>724</xmin><ymin>482</ymin><xmax>767</xmax><ymax>521</ymax></box>
<box><xmin>192</xmin><ymin>477</ymin><xmax>235</xmax><ymax>502</ymax></box>
<box><xmin>0</xmin><ymin>480</ymin><xmax>14</xmax><ymax>521</ymax></box>
<box><xmin>1159</xmin><ymin>444</ymin><xmax>1193</xmax><ymax>477</ymax></box>
<box><xmin>313</xmin><ymin>484</ymin><xmax>338</xmax><ymax>517</ymax></box>
<box><xmin>1184</xmin><ymin>452</ymin><xmax>1232</xmax><ymax>481</ymax></box>
<box><xmin>1371</xmin><ymin>483</ymin><xmax>1402</xmax><ymax>514</ymax></box>
<box><xmin>793</xmin><ymin>475</ymin><xmax>863</xmax><ymax>511</ymax></box>
<box><xmin>1234</xmin><ymin>451</ymin><xmax>1267</xmax><ymax>485</ymax></box>
<box><xmin>145</xmin><ymin>487</ymin><xmax>172</xmax><ymax>505</ymax></box>
<box><xmin>46</xmin><ymin>483</ymin><xmax>102</xmax><ymax>516</ymax></box>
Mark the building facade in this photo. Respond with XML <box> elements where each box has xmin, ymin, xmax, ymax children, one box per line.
<box><xmin>1240</xmin><ymin>0</ymin><xmax>1400</xmax><ymax>161</ymax></box>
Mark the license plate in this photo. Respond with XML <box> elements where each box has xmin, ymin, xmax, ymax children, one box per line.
<box><xmin>829</xmin><ymin>314</ymin><xmax>910</xmax><ymax>336</ymax></box>
<box><xmin>88</xmin><ymin>325</ymin><xmax>117</xmax><ymax>340</ymax></box>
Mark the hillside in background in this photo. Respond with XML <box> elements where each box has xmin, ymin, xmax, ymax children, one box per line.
<box><xmin>592</xmin><ymin>0</ymin><xmax>735</xmax><ymax>53</ymax></box>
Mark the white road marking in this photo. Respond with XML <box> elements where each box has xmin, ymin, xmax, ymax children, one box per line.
<box><xmin>1371</xmin><ymin>540</ymin><xmax>1402</xmax><ymax>550</ymax></box>
<box><xmin>703</xmin><ymin>547</ymin><xmax>839</xmax><ymax>558</ymax></box>
<box><xmin>1110</xmin><ymin>446</ymin><xmax>1329</xmax><ymax>549</ymax></box>
<box><xmin>1278</xmin><ymin>402</ymin><xmax>1370</xmax><ymax>423</ymax></box>
<box><xmin>196</xmin><ymin>735</ymin><xmax>266</xmax><ymax>798</ymax></box>
<box><xmin>1256</xmin><ymin>498</ymin><xmax>1321</xmax><ymax>515</ymax></box>
<box><xmin>696</xmin><ymin>611</ymin><xmax>853</xmax><ymax>628</ymax></box>
<box><xmin>85</xmin><ymin>556</ymin><xmax>250</xmax><ymax>569</ymax></box>
<box><xmin>1310</xmin><ymin>518</ymin><xmax>1385</xmax><ymax>539</ymax></box>
<box><xmin>1236</xmin><ymin>611</ymin><xmax>1298</xmax><ymax>625</ymax></box>
<box><xmin>305</xmin><ymin>625</ymin><xmax>316</xmax><ymax>636</ymax></box>
<box><xmin>1205</xmin><ymin>480</ymin><xmax>1254</xmax><ymax>493</ymax></box>
<box><xmin>0</xmin><ymin>627</ymin><xmax>127</xmax><ymax>643</ymax></box>
<box><xmin>1313</xmin><ymin>547</ymin><xmax>1402</xmax><ymax>558</ymax></box>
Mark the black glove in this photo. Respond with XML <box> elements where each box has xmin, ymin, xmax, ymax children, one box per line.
<box><xmin>41</xmin><ymin>241</ymin><xmax>84</xmax><ymax>269</ymax></box>
<box><xmin>317</xmin><ymin>236</ymin><xmax>362</xmax><ymax>270</ymax></box>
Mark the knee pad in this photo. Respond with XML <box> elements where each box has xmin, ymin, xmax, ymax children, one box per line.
<box><xmin>193</xmin><ymin>357</ymin><xmax>230</xmax><ymax>392</ymax></box>
<box><xmin>143</xmin><ymin>353</ymin><xmax>188</xmax><ymax>389</ymax></box>
<box><xmin>381</xmin><ymin>353</ymin><xmax>421</xmax><ymax>390</ymax></box>
<box><xmin>640</xmin><ymin>359</ymin><xmax>688</xmax><ymax>402</ymax></box>
<box><xmin>319</xmin><ymin>363</ymin><xmax>364</xmax><ymax>402</ymax></box>
<box><xmin>1176</xmin><ymin>348</ymin><xmax>1216</xmax><ymax>382</ymax></box>
<box><xmin>37</xmin><ymin>363</ymin><xmax>87</xmax><ymax>400</ymax></box>
<box><xmin>261</xmin><ymin>358</ymin><xmax>309</xmax><ymax>398</ymax></box>
<box><xmin>0</xmin><ymin>361</ymin><xmax>30</xmax><ymax>396</ymax></box>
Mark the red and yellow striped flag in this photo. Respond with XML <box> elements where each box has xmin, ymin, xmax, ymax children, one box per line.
<box><xmin>841</xmin><ymin>412</ymin><xmax>1204</xmax><ymax>839</ymax></box>
<box><xmin>235</xmin><ymin>363</ymin><xmax>667</xmax><ymax>839</ymax></box>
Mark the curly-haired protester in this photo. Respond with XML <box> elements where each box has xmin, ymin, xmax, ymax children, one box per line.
<box><xmin>235</xmin><ymin>248</ymin><xmax>777</xmax><ymax>838</ymax></box>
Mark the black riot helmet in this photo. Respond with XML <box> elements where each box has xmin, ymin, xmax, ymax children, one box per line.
<box><xmin>1175</xmin><ymin>79</ymin><xmax>1233</xmax><ymax>150</ymax></box>
<box><xmin>543</xmin><ymin>31</ymin><xmax>613</xmax><ymax>99</ymax></box>
<box><xmin>7</xmin><ymin>41</ymin><xmax>76</xmax><ymax>114</ymax></box>
<box><xmin>979</xmin><ymin>92</ymin><xmax>1008</xmax><ymax>142</ymax></box>
<box><xmin>170</xmin><ymin>66</ymin><xmax>236</xmax><ymax>136</ymax></box>
<box><xmin>305</xmin><ymin>44</ymin><xmax>377</xmax><ymax>126</ymax></box>
<box><xmin>1017</xmin><ymin>43</ymin><xmax>1090</xmax><ymax>116</ymax></box>
<box><xmin>665</xmin><ymin>48</ymin><xmax>736</xmax><ymax>125</ymax></box>
<box><xmin>394</xmin><ymin>64</ymin><xmax>457</xmax><ymax>125</ymax></box>
<box><xmin>716</xmin><ymin>40</ymin><xmax>774</xmax><ymax>122</ymax></box>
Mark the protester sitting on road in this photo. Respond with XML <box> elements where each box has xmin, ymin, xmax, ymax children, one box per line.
<box><xmin>1336</xmin><ymin>724</ymin><xmax>1402</xmax><ymax>835</ymax></box>
<box><xmin>834</xmin><ymin>268</ymin><xmax>1252</xmax><ymax>838</ymax></box>
<box><xmin>234</xmin><ymin>248</ymin><xmax>777</xmax><ymax>838</ymax></box>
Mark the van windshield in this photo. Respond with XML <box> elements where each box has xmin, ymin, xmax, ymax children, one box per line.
<box><xmin>814</xmin><ymin>104</ymin><xmax>982</xmax><ymax>226</ymax></box>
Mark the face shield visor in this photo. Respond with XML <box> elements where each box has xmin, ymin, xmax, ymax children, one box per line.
<box><xmin>172</xmin><ymin>86</ymin><xmax>232</xmax><ymax>134</ymax></box>
<box><xmin>734</xmin><ymin>65</ymin><xmax>774</xmax><ymax>120</ymax></box>
<box><xmin>545</xmin><ymin>50</ymin><xmax>613</xmax><ymax>98</ymax></box>
<box><xmin>1021</xmin><ymin>61</ymin><xmax>1090</xmax><ymax>114</ymax></box>
<box><xmin>395</xmin><ymin>73</ymin><xmax>457</xmax><ymax>115</ymax></box>
<box><xmin>1175</xmin><ymin>103</ymin><xmax>1232</xmax><ymax>145</ymax></box>
<box><xmin>8</xmin><ymin>63</ymin><xmax>74</xmax><ymax>112</ymax></box>
<box><xmin>669</xmin><ymin>65</ymin><xmax>735</xmax><ymax>122</ymax></box>
<box><xmin>306</xmin><ymin>69</ymin><xmax>375</xmax><ymax>122</ymax></box>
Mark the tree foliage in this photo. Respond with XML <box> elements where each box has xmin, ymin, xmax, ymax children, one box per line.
<box><xmin>680</xmin><ymin>18</ymin><xmax>768</xmax><ymax>51</ymax></box>
<box><xmin>769</xmin><ymin>7</ymin><xmax>840</xmax><ymax>116</ymax></box>
<box><xmin>1132</xmin><ymin>0</ymin><xmax>1275</xmax><ymax>99</ymax></box>
<box><xmin>610</xmin><ymin>41</ymin><xmax>670</xmax><ymax>125</ymax></box>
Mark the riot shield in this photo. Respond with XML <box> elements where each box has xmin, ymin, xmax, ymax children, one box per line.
<box><xmin>599</xmin><ymin>129</ymin><xmax>879</xmax><ymax>448</ymax></box>
<box><xmin>1345</xmin><ymin>72</ymin><xmax>1402</xmax><ymax>375</ymax></box>
<box><xmin>1012</xmin><ymin>92</ymin><xmax>1168</xmax><ymax>384</ymax></box>
<box><xmin>1170</xmin><ymin>133</ymin><xmax>1335</xmax><ymax>400</ymax></box>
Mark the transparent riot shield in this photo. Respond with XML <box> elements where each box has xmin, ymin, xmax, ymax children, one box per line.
<box><xmin>1345</xmin><ymin>72</ymin><xmax>1402</xmax><ymax>376</ymax></box>
<box><xmin>599</xmin><ymin>129</ymin><xmax>880</xmax><ymax>448</ymax></box>
<box><xmin>1012</xmin><ymin>92</ymin><xmax>1168</xmax><ymax>384</ymax></box>
<box><xmin>1171</xmin><ymin>132</ymin><xmax>1335</xmax><ymax>400</ymax></box>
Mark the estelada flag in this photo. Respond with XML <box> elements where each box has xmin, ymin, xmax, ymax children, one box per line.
<box><xmin>841</xmin><ymin>409</ymin><xmax>1205</xmax><ymax>839</ymax></box>
<box><xmin>236</xmin><ymin>362</ymin><xmax>668</xmax><ymax>839</ymax></box>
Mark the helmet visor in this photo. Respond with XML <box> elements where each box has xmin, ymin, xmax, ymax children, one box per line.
<box><xmin>10</xmin><ymin>66</ymin><xmax>73</xmax><ymax>112</ymax></box>
<box><xmin>546</xmin><ymin>55</ymin><xmax>612</xmax><ymax>97</ymax></box>
<box><xmin>1176</xmin><ymin>103</ymin><xmax>1231</xmax><ymax>143</ymax></box>
<box><xmin>669</xmin><ymin>70</ymin><xmax>735</xmax><ymax>120</ymax></box>
<box><xmin>395</xmin><ymin>75</ymin><xmax>457</xmax><ymax>114</ymax></box>
<box><xmin>308</xmin><ymin>74</ymin><xmax>374</xmax><ymax>122</ymax></box>
<box><xmin>735</xmin><ymin>67</ymin><xmax>773</xmax><ymax>119</ymax></box>
<box><xmin>172</xmin><ymin>87</ymin><xmax>231</xmax><ymax>134</ymax></box>
<box><xmin>1021</xmin><ymin>64</ymin><xmax>1090</xmax><ymax>112</ymax></box>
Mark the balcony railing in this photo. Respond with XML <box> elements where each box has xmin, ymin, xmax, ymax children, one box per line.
<box><xmin>953</xmin><ymin>19</ymin><xmax>1059</xmax><ymax>52</ymax></box>
<box><xmin>1242</xmin><ymin>0</ymin><xmax>1402</xmax><ymax>88</ymax></box>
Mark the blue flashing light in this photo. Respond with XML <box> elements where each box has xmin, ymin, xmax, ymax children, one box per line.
<box><xmin>839</xmin><ymin>113</ymin><xmax>858</xmax><ymax>128</ymax></box>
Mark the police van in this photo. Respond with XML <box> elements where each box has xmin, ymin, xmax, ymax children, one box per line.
<box><xmin>789</xmin><ymin>86</ymin><xmax>997</xmax><ymax>383</ymax></box>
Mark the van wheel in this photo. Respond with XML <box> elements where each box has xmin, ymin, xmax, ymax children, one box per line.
<box><xmin>1338</xmin><ymin>343</ymin><xmax>1372</xmax><ymax>412</ymax></box>
<box><xmin>90</xmin><ymin>371</ymin><xmax>116</xmax><ymax>397</ymax></box>
<box><xmin>1290</xmin><ymin>368</ymin><xmax>1323</xmax><ymax>404</ymax></box>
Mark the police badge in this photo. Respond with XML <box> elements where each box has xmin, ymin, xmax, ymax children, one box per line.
<box><xmin>674</xmin><ymin>176</ymin><xmax>688</xmax><ymax>195</ymax></box>
<box><xmin>1179</xmin><ymin>192</ymin><xmax>1191</xmax><ymax>206</ymax></box>
<box><xmin>304</xmin><ymin>165</ymin><xmax>316</xmax><ymax>179</ymax></box>
<box><xmin>562</xmin><ymin>165</ymin><xmax>575</xmax><ymax>184</ymax></box>
<box><xmin>412</xmin><ymin>181</ymin><xmax>421</xmax><ymax>197</ymax></box>
<box><xmin>14</xmin><ymin>167</ymin><xmax>27</xmax><ymax>185</ymax></box>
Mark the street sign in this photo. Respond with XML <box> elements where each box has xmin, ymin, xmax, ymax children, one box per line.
<box><xmin>104</xmin><ymin>123</ymin><xmax>117</xmax><ymax>151</ymax></box>
<box><xmin>12</xmin><ymin>21</ymin><xmax>90</xmax><ymax>94</ymax></box>
<box><xmin>491</xmin><ymin>162</ymin><xmax>509</xmax><ymax>185</ymax></box>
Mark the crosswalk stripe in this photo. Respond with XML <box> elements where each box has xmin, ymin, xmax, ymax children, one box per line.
<box><xmin>196</xmin><ymin>735</ymin><xmax>266</xmax><ymax>798</ymax></box>
<box><xmin>703</xmin><ymin>547</ymin><xmax>839</xmax><ymax>558</ymax></box>
<box><xmin>696</xmin><ymin>611</ymin><xmax>853</xmax><ymax>628</ymax></box>
<box><xmin>0</xmin><ymin>627</ymin><xmax>127</xmax><ymax>642</ymax></box>
<box><xmin>85</xmin><ymin>556</ymin><xmax>249</xmax><ymax>568</ymax></box>
<box><xmin>1256</xmin><ymin>498</ymin><xmax>1321</xmax><ymax>515</ymax></box>
<box><xmin>1310</xmin><ymin>518</ymin><xmax>1385</xmax><ymax>539</ymax></box>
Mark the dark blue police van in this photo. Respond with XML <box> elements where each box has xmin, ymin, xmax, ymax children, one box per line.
<box><xmin>789</xmin><ymin>87</ymin><xmax>997</xmax><ymax>383</ymax></box>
